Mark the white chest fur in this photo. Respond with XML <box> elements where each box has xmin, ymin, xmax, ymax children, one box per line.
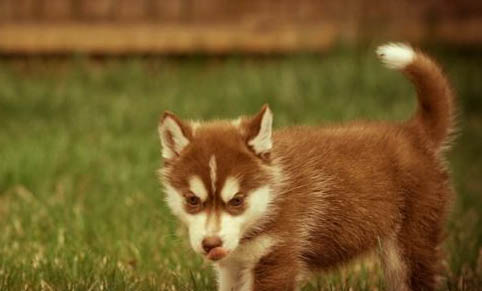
<box><xmin>214</xmin><ymin>234</ymin><xmax>277</xmax><ymax>291</ymax></box>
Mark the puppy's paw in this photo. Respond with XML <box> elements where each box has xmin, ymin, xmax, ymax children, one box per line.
<box><xmin>376</xmin><ymin>43</ymin><xmax>415</xmax><ymax>70</ymax></box>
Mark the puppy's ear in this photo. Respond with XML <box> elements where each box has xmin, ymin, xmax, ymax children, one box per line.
<box><xmin>158</xmin><ymin>112</ymin><xmax>192</xmax><ymax>160</ymax></box>
<box><xmin>242</xmin><ymin>104</ymin><xmax>273</xmax><ymax>159</ymax></box>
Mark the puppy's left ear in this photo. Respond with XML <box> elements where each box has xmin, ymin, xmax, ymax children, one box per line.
<box><xmin>243</xmin><ymin>104</ymin><xmax>273</xmax><ymax>159</ymax></box>
<box><xmin>158</xmin><ymin>112</ymin><xmax>192</xmax><ymax>160</ymax></box>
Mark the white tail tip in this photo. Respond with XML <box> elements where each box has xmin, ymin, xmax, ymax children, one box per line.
<box><xmin>376</xmin><ymin>43</ymin><xmax>415</xmax><ymax>70</ymax></box>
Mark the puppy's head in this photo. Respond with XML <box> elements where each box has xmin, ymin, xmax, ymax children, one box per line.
<box><xmin>158</xmin><ymin>105</ymin><xmax>277</xmax><ymax>261</ymax></box>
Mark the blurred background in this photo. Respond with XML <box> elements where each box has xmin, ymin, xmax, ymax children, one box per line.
<box><xmin>0</xmin><ymin>1</ymin><xmax>481</xmax><ymax>290</ymax></box>
<box><xmin>0</xmin><ymin>0</ymin><xmax>482</xmax><ymax>53</ymax></box>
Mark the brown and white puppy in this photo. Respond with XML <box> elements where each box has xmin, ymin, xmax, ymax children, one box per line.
<box><xmin>158</xmin><ymin>43</ymin><xmax>456</xmax><ymax>291</ymax></box>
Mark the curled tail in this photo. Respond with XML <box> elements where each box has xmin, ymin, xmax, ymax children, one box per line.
<box><xmin>376</xmin><ymin>43</ymin><xmax>455</xmax><ymax>150</ymax></box>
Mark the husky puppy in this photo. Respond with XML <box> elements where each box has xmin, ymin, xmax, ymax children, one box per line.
<box><xmin>158</xmin><ymin>43</ymin><xmax>455</xmax><ymax>291</ymax></box>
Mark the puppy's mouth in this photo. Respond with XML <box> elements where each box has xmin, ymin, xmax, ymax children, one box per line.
<box><xmin>206</xmin><ymin>247</ymin><xmax>228</xmax><ymax>261</ymax></box>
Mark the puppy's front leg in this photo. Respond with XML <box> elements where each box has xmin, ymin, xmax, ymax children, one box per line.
<box><xmin>216</xmin><ymin>261</ymin><xmax>255</xmax><ymax>291</ymax></box>
<box><xmin>216</xmin><ymin>261</ymin><xmax>241</xmax><ymax>291</ymax></box>
<box><xmin>252</xmin><ymin>250</ymin><xmax>300</xmax><ymax>291</ymax></box>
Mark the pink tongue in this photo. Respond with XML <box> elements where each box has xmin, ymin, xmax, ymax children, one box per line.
<box><xmin>207</xmin><ymin>247</ymin><xmax>227</xmax><ymax>261</ymax></box>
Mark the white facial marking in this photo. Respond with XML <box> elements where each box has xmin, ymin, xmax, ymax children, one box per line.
<box><xmin>188</xmin><ymin>212</ymin><xmax>208</xmax><ymax>254</ymax></box>
<box><xmin>188</xmin><ymin>175</ymin><xmax>208</xmax><ymax>201</ymax></box>
<box><xmin>164</xmin><ymin>180</ymin><xmax>209</xmax><ymax>254</ymax></box>
<box><xmin>158</xmin><ymin>116</ymin><xmax>190</xmax><ymax>159</ymax></box>
<box><xmin>221</xmin><ymin>176</ymin><xmax>240</xmax><ymax>202</ymax></box>
<box><xmin>205</xmin><ymin>215</ymin><xmax>219</xmax><ymax>235</ymax></box>
<box><xmin>248</xmin><ymin>107</ymin><xmax>273</xmax><ymax>155</ymax></box>
<box><xmin>218</xmin><ymin>186</ymin><xmax>274</xmax><ymax>253</ymax></box>
<box><xmin>240</xmin><ymin>186</ymin><xmax>274</xmax><ymax>232</ymax></box>
<box><xmin>376</xmin><ymin>43</ymin><xmax>414</xmax><ymax>70</ymax></box>
<box><xmin>164</xmin><ymin>184</ymin><xmax>187</xmax><ymax>222</ymax></box>
<box><xmin>209</xmin><ymin>155</ymin><xmax>217</xmax><ymax>193</ymax></box>
<box><xmin>218</xmin><ymin>213</ymin><xmax>243</xmax><ymax>252</ymax></box>
<box><xmin>164</xmin><ymin>177</ymin><xmax>275</xmax><ymax>263</ymax></box>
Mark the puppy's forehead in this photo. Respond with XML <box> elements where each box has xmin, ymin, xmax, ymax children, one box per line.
<box><xmin>187</xmin><ymin>161</ymin><xmax>240</xmax><ymax>203</ymax></box>
<box><xmin>186</xmin><ymin>125</ymin><xmax>248</xmax><ymax>172</ymax></box>
<box><xmin>168</xmin><ymin>122</ymin><xmax>266</xmax><ymax>196</ymax></box>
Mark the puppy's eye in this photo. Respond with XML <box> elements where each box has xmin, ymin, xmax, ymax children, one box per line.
<box><xmin>186</xmin><ymin>193</ymin><xmax>201</xmax><ymax>206</ymax></box>
<box><xmin>228</xmin><ymin>194</ymin><xmax>244</xmax><ymax>207</ymax></box>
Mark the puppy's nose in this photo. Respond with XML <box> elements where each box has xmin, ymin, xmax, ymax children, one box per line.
<box><xmin>202</xmin><ymin>236</ymin><xmax>223</xmax><ymax>253</ymax></box>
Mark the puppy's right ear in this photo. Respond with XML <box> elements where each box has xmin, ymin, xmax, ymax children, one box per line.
<box><xmin>158</xmin><ymin>112</ymin><xmax>192</xmax><ymax>160</ymax></box>
<box><xmin>241</xmin><ymin>104</ymin><xmax>273</xmax><ymax>160</ymax></box>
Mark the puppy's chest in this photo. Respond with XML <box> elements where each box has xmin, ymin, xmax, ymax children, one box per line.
<box><xmin>227</xmin><ymin>234</ymin><xmax>278</xmax><ymax>264</ymax></box>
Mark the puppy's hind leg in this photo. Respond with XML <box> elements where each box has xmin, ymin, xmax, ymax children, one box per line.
<box><xmin>399</xmin><ymin>228</ymin><xmax>443</xmax><ymax>291</ymax></box>
<box><xmin>379</xmin><ymin>236</ymin><xmax>410</xmax><ymax>291</ymax></box>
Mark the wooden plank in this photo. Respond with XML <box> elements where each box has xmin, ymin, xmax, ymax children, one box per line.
<box><xmin>0</xmin><ymin>23</ymin><xmax>337</xmax><ymax>54</ymax></box>
<box><xmin>0</xmin><ymin>0</ymin><xmax>13</xmax><ymax>22</ymax></box>
<box><xmin>79</xmin><ymin>0</ymin><xmax>114</xmax><ymax>20</ymax></box>
<box><xmin>435</xmin><ymin>18</ymin><xmax>482</xmax><ymax>45</ymax></box>
<box><xmin>152</xmin><ymin>0</ymin><xmax>184</xmax><ymax>22</ymax></box>
<box><xmin>42</xmin><ymin>0</ymin><xmax>72</xmax><ymax>21</ymax></box>
<box><xmin>12</xmin><ymin>0</ymin><xmax>39</xmax><ymax>20</ymax></box>
<box><xmin>116</xmin><ymin>0</ymin><xmax>147</xmax><ymax>21</ymax></box>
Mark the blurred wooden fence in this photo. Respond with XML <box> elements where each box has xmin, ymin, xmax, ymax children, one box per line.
<box><xmin>0</xmin><ymin>0</ymin><xmax>481</xmax><ymax>54</ymax></box>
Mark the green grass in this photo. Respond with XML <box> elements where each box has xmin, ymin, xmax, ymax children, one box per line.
<box><xmin>0</xmin><ymin>47</ymin><xmax>481</xmax><ymax>290</ymax></box>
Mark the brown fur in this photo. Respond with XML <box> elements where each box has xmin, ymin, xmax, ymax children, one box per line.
<box><xmin>159</xmin><ymin>46</ymin><xmax>455</xmax><ymax>291</ymax></box>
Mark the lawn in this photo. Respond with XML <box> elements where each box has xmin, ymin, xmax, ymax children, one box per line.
<box><xmin>0</xmin><ymin>47</ymin><xmax>481</xmax><ymax>290</ymax></box>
